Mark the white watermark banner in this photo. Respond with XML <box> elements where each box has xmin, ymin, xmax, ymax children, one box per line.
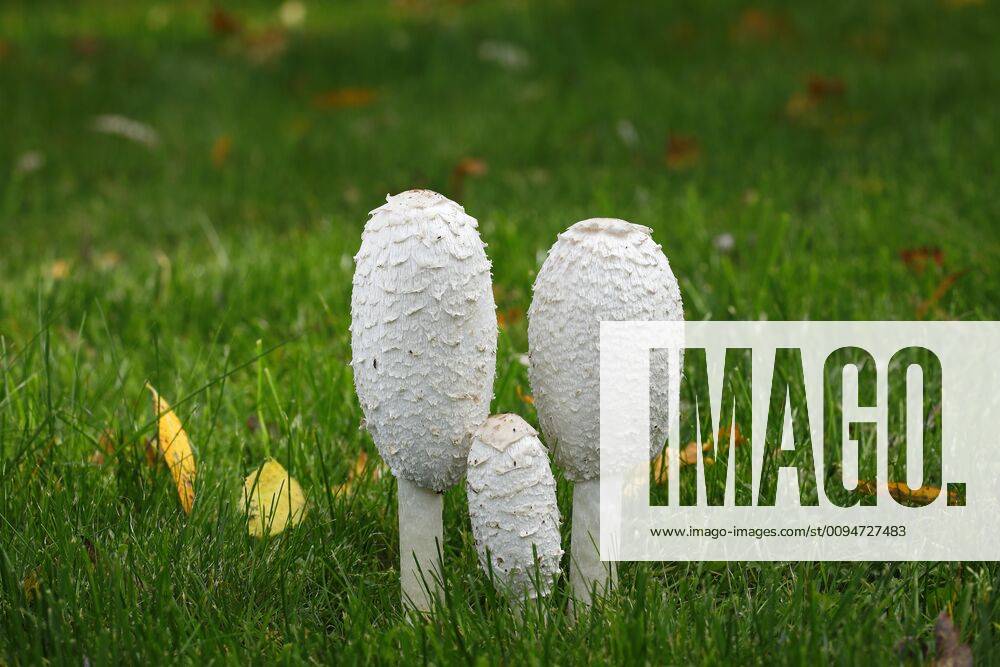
<box><xmin>599</xmin><ymin>321</ymin><xmax>1000</xmax><ymax>561</ymax></box>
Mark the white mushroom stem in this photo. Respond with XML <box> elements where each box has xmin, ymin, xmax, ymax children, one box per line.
<box><xmin>397</xmin><ymin>477</ymin><xmax>443</xmax><ymax>613</ymax></box>
<box><xmin>569</xmin><ymin>479</ymin><xmax>617</xmax><ymax>607</ymax></box>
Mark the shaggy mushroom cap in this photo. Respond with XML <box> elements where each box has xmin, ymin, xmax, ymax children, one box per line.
<box><xmin>527</xmin><ymin>218</ymin><xmax>683</xmax><ymax>482</ymax></box>
<box><xmin>466</xmin><ymin>414</ymin><xmax>563</xmax><ymax>600</ymax></box>
<box><xmin>351</xmin><ymin>190</ymin><xmax>497</xmax><ymax>492</ymax></box>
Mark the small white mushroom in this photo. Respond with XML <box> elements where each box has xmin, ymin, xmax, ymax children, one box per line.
<box><xmin>527</xmin><ymin>218</ymin><xmax>683</xmax><ymax>606</ymax></box>
<box><xmin>351</xmin><ymin>190</ymin><xmax>497</xmax><ymax>612</ymax></box>
<box><xmin>467</xmin><ymin>414</ymin><xmax>563</xmax><ymax>602</ymax></box>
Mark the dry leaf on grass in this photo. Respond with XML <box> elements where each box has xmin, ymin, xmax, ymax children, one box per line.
<box><xmin>242</xmin><ymin>458</ymin><xmax>307</xmax><ymax>536</ymax></box>
<box><xmin>917</xmin><ymin>271</ymin><xmax>966</xmax><ymax>319</ymax></box>
<box><xmin>665</xmin><ymin>134</ymin><xmax>701</xmax><ymax>171</ymax></box>
<box><xmin>449</xmin><ymin>157</ymin><xmax>488</xmax><ymax>199</ymax></box>
<box><xmin>730</xmin><ymin>8</ymin><xmax>793</xmax><ymax>43</ymax></box>
<box><xmin>311</xmin><ymin>88</ymin><xmax>378</xmax><ymax>110</ymax></box>
<box><xmin>786</xmin><ymin>75</ymin><xmax>846</xmax><ymax>120</ymax></box>
<box><xmin>651</xmin><ymin>425</ymin><xmax>746</xmax><ymax>480</ymax></box>
<box><xmin>331</xmin><ymin>450</ymin><xmax>384</xmax><ymax>497</ymax></box>
<box><xmin>147</xmin><ymin>384</ymin><xmax>196</xmax><ymax>514</ymax></box>
<box><xmin>515</xmin><ymin>384</ymin><xmax>534</xmax><ymax>405</ymax></box>
<box><xmin>211</xmin><ymin>135</ymin><xmax>232</xmax><ymax>168</ymax></box>
<box><xmin>89</xmin><ymin>429</ymin><xmax>118</xmax><ymax>466</ymax></box>
<box><xmin>48</xmin><ymin>259</ymin><xmax>70</xmax><ymax>280</ymax></box>
<box><xmin>901</xmin><ymin>246</ymin><xmax>944</xmax><ymax>274</ymax></box>
<box><xmin>854</xmin><ymin>480</ymin><xmax>961</xmax><ymax>505</ymax></box>
<box><xmin>496</xmin><ymin>306</ymin><xmax>522</xmax><ymax>329</ymax></box>
<box><xmin>209</xmin><ymin>7</ymin><xmax>242</xmax><ymax>36</ymax></box>
<box><xmin>933</xmin><ymin>611</ymin><xmax>973</xmax><ymax>666</ymax></box>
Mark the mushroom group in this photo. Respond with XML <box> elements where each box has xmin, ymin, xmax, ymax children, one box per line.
<box><xmin>351</xmin><ymin>197</ymin><xmax>682</xmax><ymax>614</ymax></box>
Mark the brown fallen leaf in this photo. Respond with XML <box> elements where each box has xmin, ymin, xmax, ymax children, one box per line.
<box><xmin>331</xmin><ymin>450</ymin><xmax>384</xmax><ymax>496</ymax></box>
<box><xmin>933</xmin><ymin>611</ymin><xmax>973</xmax><ymax>666</ymax></box>
<box><xmin>916</xmin><ymin>271</ymin><xmax>966</xmax><ymax>319</ymax></box>
<box><xmin>495</xmin><ymin>305</ymin><xmax>523</xmax><ymax>329</ymax></box>
<box><xmin>449</xmin><ymin>157</ymin><xmax>488</xmax><ymax>199</ymax></box>
<box><xmin>730</xmin><ymin>8</ymin><xmax>792</xmax><ymax>43</ymax></box>
<box><xmin>89</xmin><ymin>429</ymin><xmax>119</xmax><ymax>466</ymax></box>
<box><xmin>241</xmin><ymin>458</ymin><xmax>307</xmax><ymax>537</ymax></box>
<box><xmin>311</xmin><ymin>88</ymin><xmax>378</xmax><ymax>110</ymax></box>
<box><xmin>147</xmin><ymin>384</ymin><xmax>197</xmax><ymax>514</ymax></box>
<box><xmin>807</xmin><ymin>75</ymin><xmax>846</xmax><ymax>100</ymax></box>
<box><xmin>786</xmin><ymin>75</ymin><xmax>846</xmax><ymax>121</ymax></box>
<box><xmin>516</xmin><ymin>384</ymin><xmax>534</xmax><ymax>405</ymax></box>
<box><xmin>209</xmin><ymin>7</ymin><xmax>242</xmax><ymax>36</ymax></box>
<box><xmin>901</xmin><ymin>246</ymin><xmax>944</xmax><ymax>274</ymax></box>
<box><xmin>211</xmin><ymin>135</ymin><xmax>232</xmax><ymax>168</ymax></box>
<box><xmin>665</xmin><ymin>134</ymin><xmax>701</xmax><ymax>171</ymax></box>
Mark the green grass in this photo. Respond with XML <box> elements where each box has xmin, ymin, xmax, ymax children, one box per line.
<box><xmin>1</xmin><ymin>0</ymin><xmax>999</xmax><ymax>663</ymax></box>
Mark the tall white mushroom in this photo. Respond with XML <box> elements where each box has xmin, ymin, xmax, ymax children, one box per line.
<box><xmin>466</xmin><ymin>414</ymin><xmax>563</xmax><ymax>603</ymax></box>
<box><xmin>527</xmin><ymin>218</ymin><xmax>682</xmax><ymax>606</ymax></box>
<box><xmin>351</xmin><ymin>190</ymin><xmax>497</xmax><ymax>613</ymax></box>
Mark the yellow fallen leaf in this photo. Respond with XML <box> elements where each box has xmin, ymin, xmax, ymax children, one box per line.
<box><xmin>650</xmin><ymin>425</ymin><xmax>746</xmax><ymax>480</ymax></box>
<box><xmin>311</xmin><ymin>88</ymin><xmax>378</xmax><ymax>110</ymax></box>
<box><xmin>210</xmin><ymin>135</ymin><xmax>232</xmax><ymax>168</ymax></box>
<box><xmin>49</xmin><ymin>259</ymin><xmax>71</xmax><ymax>280</ymax></box>
<box><xmin>855</xmin><ymin>479</ymin><xmax>959</xmax><ymax>505</ymax></box>
<box><xmin>241</xmin><ymin>458</ymin><xmax>307</xmax><ymax>536</ymax></box>
<box><xmin>331</xmin><ymin>450</ymin><xmax>384</xmax><ymax>496</ymax></box>
<box><xmin>147</xmin><ymin>384</ymin><xmax>196</xmax><ymax>514</ymax></box>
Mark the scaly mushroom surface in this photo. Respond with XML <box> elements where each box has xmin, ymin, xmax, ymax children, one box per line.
<box><xmin>467</xmin><ymin>414</ymin><xmax>563</xmax><ymax>601</ymax></box>
<box><xmin>351</xmin><ymin>189</ymin><xmax>497</xmax><ymax>611</ymax></box>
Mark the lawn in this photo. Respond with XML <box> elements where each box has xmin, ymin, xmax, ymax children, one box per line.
<box><xmin>1</xmin><ymin>0</ymin><xmax>998</xmax><ymax>663</ymax></box>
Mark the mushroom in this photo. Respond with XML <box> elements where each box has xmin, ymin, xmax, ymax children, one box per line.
<box><xmin>527</xmin><ymin>218</ymin><xmax>683</xmax><ymax>606</ymax></box>
<box><xmin>466</xmin><ymin>414</ymin><xmax>563</xmax><ymax>603</ymax></box>
<box><xmin>351</xmin><ymin>190</ymin><xmax>497</xmax><ymax>612</ymax></box>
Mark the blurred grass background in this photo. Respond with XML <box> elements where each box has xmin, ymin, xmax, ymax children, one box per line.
<box><xmin>1</xmin><ymin>0</ymin><xmax>998</xmax><ymax>663</ymax></box>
